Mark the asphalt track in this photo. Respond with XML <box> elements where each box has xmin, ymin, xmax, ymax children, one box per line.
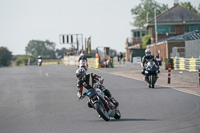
<box><xmin>0</xmin><ymin>65</ymin><xmax>200</xmax><ymax>133</ymax></box>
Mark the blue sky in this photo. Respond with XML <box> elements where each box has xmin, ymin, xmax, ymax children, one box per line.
<box><xmin>0</xmin><ymin>0</ymin><xmax>199</xmax><ymax>55</ymax></box>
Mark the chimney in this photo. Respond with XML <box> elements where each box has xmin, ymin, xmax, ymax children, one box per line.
<box><xmin>174</xmin><ymin>0</ymin><xmax>179</xmax><ymax>6</ymax></box>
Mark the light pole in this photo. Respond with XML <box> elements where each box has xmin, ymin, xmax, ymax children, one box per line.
<box><xmin>154</xmin><ymin>9</ymin><xmax>158</xmax><ymax>44</ymax></box>
<box><xmin>146</xmin><ymin>12</ymin><xmax>149</xmax><ymax>23</ymax></box>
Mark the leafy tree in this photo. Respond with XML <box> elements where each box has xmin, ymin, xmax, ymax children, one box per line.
<box><xmin>142</xmin><ymin>35</ymin><xmax>151</xmax><ymax>49</ymax></box>
<box><xmin>131</xmin><ymin>0</ymin><xmax>168</xmax><ymax>28</ymax></box>
<box><xmin>180</xmin><ymin>2</ymin><xmax>198</xmax><ymax>14</ymax></box>
<box><xmin>15</xmin><ymin>55</ymin><xmax>36</xmax><ymax>66</ymax></box>
<box><xmin>25</xmin><ymin>40</ymin><xmax>56</xmax><ymax>59</ymax></box>
<box><xmin>55</xmin><ymin>47</ymin><xmax>67</xmax><ymax>58</ymax></box>
<box><xmin>0</xmin><ymin>47</ymin><xmax>12</xmax><ymax>67</ymax></box>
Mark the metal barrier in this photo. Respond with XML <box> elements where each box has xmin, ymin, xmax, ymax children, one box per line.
<box><xmin>87</xmin><ymin>58</ymin><xmax>99</xmax><ymax>69</ymax></box>
<box><xmin>173</xmin><ymin>57</ymin><xmax>185</xmax><ymax>70</ymax></box>
<box><xmin>63</xmin><ymin>56</ymin><xmax>79</xmax><ymax>66</ymax></box>
<box><xmin>42</xmin><ymin>59</ymin><xmax>61</xmax><ymax>65</ymax></box>
<box><xmin>63</xmin><ymin>55</ymin><xmax>114</xmax><ymax>69</ymax></box>
<box><xmin>172</xmin><ymin>57</ymin><xmax>200</xmax><ymax>72</ymax></box>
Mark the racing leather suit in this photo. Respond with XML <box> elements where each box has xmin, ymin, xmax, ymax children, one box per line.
<box><xmin>141</xmin><ymin>55</ymin><xmax>160</xmax><ymax>75</ymax></box>
<box><xmin>78</xmin><ymin>56</ymin><xmax>87</xmax><ymax>62</ymax></box>
<box><xmin>76</xmin><ymin>73</ymin><xmax>118</xmax><ymax>107</ymax></box>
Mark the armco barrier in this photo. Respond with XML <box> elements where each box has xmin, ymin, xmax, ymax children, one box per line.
<box><xmin>63</xmin><ymin>55</ymin><xmax>100</xmax><ymax>69</ymax></box>
<box><xmin>173</xmin><ymin>57</ymin><xmax>185</xmax><ymax>70</ymax></box>
<box><xmin>63</xmin><ymin>55</ymin><xmax>115</xmax><ymax>69</ymax></box>
<box><xmin>42</xmin><ymin>59</ymin><xmax>61</xmax><ymax>65</ymax></box>
<box><xmin>87</xmin><ymin>58</ymin><xmax>99</xmax><ymax>69</ymax></box>
<box><xmin>63</xmin><ymin>56</ymin><xmax>79</xmax><ymax>66</ymax></box>
<box><xmin>189</xmin><ymin>58</ymin><xmax>196</xmax><ymax>72</ymax></box>
<box><xmin>172</xmin><ymin>57</ymin><xmax>200</xmax><ymax>72</ymax></box>
<box><xmin>179</xmin><ymin>58</ymin><xmax>185</xmax><ymax>70</ymax></box>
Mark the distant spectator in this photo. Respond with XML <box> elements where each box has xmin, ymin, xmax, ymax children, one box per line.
<box><xmin>96</xmin><ymin>52</ymin><xmax>101</xmax><ymax>68</ymax></box>
<box><xmin>119</xmin><ymin>52</ymin><xmax>123</xmax><ymax>64</ymax></box>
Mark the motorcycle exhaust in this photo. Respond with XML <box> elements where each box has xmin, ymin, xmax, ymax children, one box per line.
<box><xmin>108</xmin><ymin>110</ymin><xmax>115</xmax><ymax>117</ymax></box>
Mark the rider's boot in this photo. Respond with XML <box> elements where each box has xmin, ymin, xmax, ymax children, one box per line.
<box><xmin>103</xmin><ymin>89</ymin><xmax>119</xmax><ymax>107</ymax></box>
<box><xmin>110</xmin><ymin>97</ymin><xmax>119</xmax><ymax>107</ymax></box>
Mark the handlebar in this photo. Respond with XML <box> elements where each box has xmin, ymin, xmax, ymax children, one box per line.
<box><xmin>78</xmin><ymin>92</ymin><xmax>87</xmax><ymax>101</ymax></box>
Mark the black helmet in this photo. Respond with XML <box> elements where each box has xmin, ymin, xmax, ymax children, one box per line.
<box><xmin>76</xmin><ymin>68</ymin><xmax>86</xmax><ymax>79</ymax></box>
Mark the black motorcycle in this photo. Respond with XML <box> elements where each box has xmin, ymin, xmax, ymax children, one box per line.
<box><xmin>79</xmin><ymin>86</ymin><xmax>121</xmax><ymax>121</ymax></box>
<box><xmin>144</xmin><ymin>61</ymin><xmax>159</xmax><ymax>88</ymax></box>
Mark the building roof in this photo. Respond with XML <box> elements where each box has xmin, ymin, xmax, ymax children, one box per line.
<box><xmin>148</xmin><ymin>4</ymin><xmax>200</xmax><ymax>24</ymax></box>
<box><xmin>158</xmin><ymin>30</ymin><xmax>200</xmax><ymax>42</ymax></box>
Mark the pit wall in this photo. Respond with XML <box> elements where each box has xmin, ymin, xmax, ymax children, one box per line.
<box><xmin>63</xmin><ymin>56</ymin><xmax>100</xmax><ymax>69</ymax></box>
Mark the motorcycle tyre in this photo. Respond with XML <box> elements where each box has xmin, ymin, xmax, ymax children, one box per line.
<box><xmin>96</xmin><ymin>102</ymin><xmax>110</xmax><ymax>121</ymax></box>
<box><xmin>114</xmin><ymin>110</ymin><xmax>121</xmax><ymax>119</ymax></box>
<box><xmin>151</xmin><ymin>75</ymin><xmax>155</xmax><ymax>88</ymax></box>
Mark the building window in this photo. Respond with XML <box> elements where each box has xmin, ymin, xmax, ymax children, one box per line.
<box><xmin>157</xmin><ymin>25</ymin><xmax>175</xmax><ymax>34</ymax></box>
<box><xmin>185</xmin><ymin>25</ymin><xmax>189</xmax><ymax>32</ymax></box>
<box><xmin>142</xmin><ymin>32</ymin><xmax>146</xmax><ymax>37</ymax></box>
<box><xmin>169</xmin><ymin>26</ymin><xmax>175</xmax><ymax>33</ymax></box>
<box><xmin>185</xmin><ymin>24</ymin><xmax>200</xmax><ymax>32</ymax></box>
<box><xmin>134</xmin><ymin>31</ymin><xmax>140</xmax><ymax>38</ymax></box>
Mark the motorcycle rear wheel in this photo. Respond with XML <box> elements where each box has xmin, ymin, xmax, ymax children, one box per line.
<box><xmin>114</xmin><ymin>110</ymin><xmax>121</xmax><ymax>119</ymax></box>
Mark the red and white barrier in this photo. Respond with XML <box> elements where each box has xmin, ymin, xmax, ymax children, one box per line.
<box><xmin>168</xmin><ymin>65</ymin><xmax>171</xmax><ymax>84</ymax></box>
<box><xmin>199</xmin><ymin>69</ymin><xmax>200</xmax><ymax>86</ymax></box>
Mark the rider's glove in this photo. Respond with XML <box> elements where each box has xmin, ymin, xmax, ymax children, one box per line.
<box><xmin>77</xmin><ymin>91</ymin><xmax>82</xmax><ymax>98</ymax></box>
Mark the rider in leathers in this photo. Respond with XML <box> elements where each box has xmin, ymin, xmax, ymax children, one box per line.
<box><xmin>141</xmin><ymin>49</ymin><xmax>160</xmax><ymax>75</ymax></box>
<box><xmin>78</xmin><ymin>53</ymin><xmax>87</xmax><ymax>62</ymax></box>
<box><xmin>76</xmin><ymin>68</ymin><xmax>119</xmax><ymax>108</ymax></box>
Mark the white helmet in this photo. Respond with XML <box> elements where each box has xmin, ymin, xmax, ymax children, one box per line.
<box><xmin>145</xmin><ymin>49</ymin><xmax>151</xmax><ymax>57</ymax></box>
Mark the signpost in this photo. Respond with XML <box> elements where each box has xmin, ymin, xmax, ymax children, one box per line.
<box><xmin>59</xmin><ymin>34</ymin><xmax>83</xmax><ymax>54</ymax></box>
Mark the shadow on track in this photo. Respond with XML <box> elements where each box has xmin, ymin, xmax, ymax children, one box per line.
<box><xmin>111</xmin><ymin>118</ymin><xmax>158</xmax><ymax>122</ymax></box>
<box><xmin>151</xmin><ymin>86</ymin><xmax>171</xmax><ymax>89</ymax></box>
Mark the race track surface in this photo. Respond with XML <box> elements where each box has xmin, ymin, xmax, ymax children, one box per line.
<box><xmin>0</xmin><ymin>65</ymin><xmax>200</xmax><ymax>133</ymax></box>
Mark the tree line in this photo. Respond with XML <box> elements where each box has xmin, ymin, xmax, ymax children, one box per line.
<box><xmin>0</xmin><ymin>39</ymin><xmax>117</xmax><ymax>66</ymax></box>
<box><xmin>0</xmin><ymin>40</ymin><xmax>74</xmax><ymax>66</ymax></box>
<box><xmin>131</xmin><ymin>1</ymin><xmax>200</xmax><ymax>28</ymax></box>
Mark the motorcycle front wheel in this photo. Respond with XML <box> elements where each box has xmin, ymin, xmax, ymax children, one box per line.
<box><xmin>96</xmin><ymin>101</ymin><xmax>110</xmax><ymax>121</ymax></box>
<box><xmin>150</xmin><ymin>75</ymin><xmax>156</xmax><ymax>88</ymax></box>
